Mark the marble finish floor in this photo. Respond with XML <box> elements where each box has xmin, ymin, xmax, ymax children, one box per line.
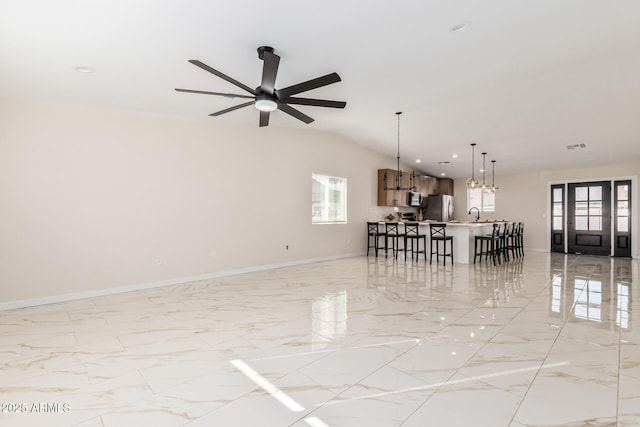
<box><xmin>1</xmin><ymin>252</ymin><xmax>639</xmax><ymax>426</ymax></box>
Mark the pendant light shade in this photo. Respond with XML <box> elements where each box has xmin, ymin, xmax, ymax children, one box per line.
<box><xmin>465</xmin><ymin>143</ymin><xmax>479</xmax><ymax>189</ymax></box>
<box><xmin>490</xmin><ymin>159</ymin><xmax>499</xmax><ymax>193</ymax></box>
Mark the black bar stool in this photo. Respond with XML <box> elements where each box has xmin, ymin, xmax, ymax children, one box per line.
<box><xmin>474</xmin><ymin>223</ymin><xmax>500</xmax><ymax>266</ymax></box>
<box><xmin>384</xmin><ymin>222</ymin><xmax>405</xmax><ymax>259</ymax></box>
<box><xmin>429</xmin><ymin>223</ymin><xmax>453</xmax><ymax>265</ymax></box>
<box><xmin>367</xmin><ymin>222</ymin><xmax>386</xmax><ymax>257</ymax></box>
<box><xmin>517</xmin><ymin>222</ymin><xmax>524</xmax><ymax>257</ymax></box>
<box><xmin>498</xmin><ymin>222</ymin><xmax>511</xmax><ymax>263</ymax></box>
<box><xmin>404</xmin><ymin>222</ymin><xmax>427</xmax><ymax>261</ymax></box>
<box><xmin>505</xmin><ymin>222</ymin><xmax>519</xmax><ymax>259</ymax></box>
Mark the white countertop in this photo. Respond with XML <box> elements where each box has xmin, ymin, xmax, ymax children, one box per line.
<box><xmin>378</xmin><ymin>220</ymin><xmax>505</xmax><ymax>227</ymax></box>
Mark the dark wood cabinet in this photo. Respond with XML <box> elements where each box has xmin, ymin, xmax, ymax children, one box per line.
<box><xmin>377</xmin><ymin>170</ymin><xmax>453</xmax><ymax>206</ymax></box>
<box><xmin>437</xmin><ymin>178</ymin><xmax>454</xmax><ymax>196</ymax></box>
<box><xmin>377</xmin><ymin>169</ymin><xmax>407</xmax><ymax>207</ymax></box>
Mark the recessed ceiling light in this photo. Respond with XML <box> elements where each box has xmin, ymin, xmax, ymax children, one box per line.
<box><xmin>450</xmin><ymin>21</ymin><xmax>471</xmax><ymax>32</ymax></box>
<box><xmin>72</xmin><ymin>66</ymin><xmax>95</xmax><ymax>74</ymax></box>
<box><xmin>479</xmin><ymin>169</ymin><xmax>485</xmax><ymax>173</ymax></box>
<box><xmin>452</xmin><ymin>154</ymin><xmax>459</xmax><ymax>158</ymax></box>
<box><xmin>440</xmin><ymin>172</ymin><xmax>446</xmax><ymax>176</ymax></box>
<box><xmin>416</xmin><ymin>159</ymin><xmax>421</xmax><ymax>163</ymax></box>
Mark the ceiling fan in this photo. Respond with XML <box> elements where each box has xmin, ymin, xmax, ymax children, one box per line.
<box><xmin>175</xmin><ymin>46</ymin><xmax>346</xmax><ymax>127</ymax></box>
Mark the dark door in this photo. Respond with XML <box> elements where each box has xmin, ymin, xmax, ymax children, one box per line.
<box><xmin>551</xmin><ymin>184</ymin><xmax>565</xmax><ymax>253</ymax></box>
<box><xmin>614</xmin><ymin>180</ymin><xmax>632</xmax><ymax>257</ymax></box>
<box><xmin>567</xmin><ymin>181</ymin><xmax>611</xmax><ymax>255</ymax></box>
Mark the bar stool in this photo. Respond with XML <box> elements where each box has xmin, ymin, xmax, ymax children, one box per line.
<box><xmin>367</xmin><ymin>222</ymin><xmax>386</xmax><ymax>257</ymax></box>
<box><xmin>505</xmin><ymin>222</ymin><xmax>519</xmax><ymax>259</ymax></box>
<box><xmin>404</xmin><ymin>222</ymin><xmax>427</xmax><ymax>261</ymax></box>
<box><xmin>498</xmin><ymin>222</ymin><xmax>511</xmax><ymax>263</ymax></box>
<box><xmin>517</xmin><ymin>222</ymin><xmax>524</xmax><ymax>257</ymax></box>
<box><xmin>474</xmin><ymin>223</ymin><xmax>500</xmax><ymax>266</ymax></box>
<box><xmin>384</xmin><ymin>222</ymin><xmax>405</xmax><ymax>259</ymax></box>
<box><xmin>429</xmin><ymin>223</ymin><xmax>453</xmax><ymax>265</ymax></box>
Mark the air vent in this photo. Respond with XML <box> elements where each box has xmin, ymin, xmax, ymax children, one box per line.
<box><xmin>566</xmin><ymin>143</ymin><xmax>587</xmax><ymax>150</ymax></box>
<box><xmin>437</xmin><ymin>161</ymin><xmax>452</xmax><ymax>165</ymax></box>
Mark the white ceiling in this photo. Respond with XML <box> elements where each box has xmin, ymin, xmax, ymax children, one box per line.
<box><xmin>2</xmin><ymin>0</ymin><xmax>640</xmax><ymax>179</ymax></box>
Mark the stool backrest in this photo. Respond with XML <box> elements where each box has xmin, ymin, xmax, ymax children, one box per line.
<box><xmin>429</xmin><ymin>223</ymin><xmax>447</xmax><ymax>238</ymax></box>
<box><xmin>509</xmin><ymin>222</ymin><xmax>518</xmax><ymax>236</ymax></box>
<box><xmin>501</xmin><ymin>222</ymin><xmax>511</xmax><ymax>236</ymax></box>
<box><xmin>404</xmin><ymin>222</ymin><xmax>420</xmax><ymax>237</ymax></box>
<box><xmin>491</xmin><ymin>223</ymin><xmax>501</xmax><ymax>238</ymax></box>
<box><xmin>367</xmin><ymin>222</ymin><xmax>379</xmax><ymax>235</ymax></box>
<box><xmin>385</xmin><ymin>222</ymin><xmax>400</xmax><ymax>235</ymax></box>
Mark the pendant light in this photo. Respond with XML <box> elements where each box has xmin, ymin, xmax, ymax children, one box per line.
<box><xmin>481</xmin><ymin>152</ymin><xmax>488</xmax><ymax>189</ymax></box>
<box><xmin>465</xmin><ymin>143</ymin><xmax>479</xmax><ymax>189</ymax></box>
<box><xmin>384</xmin><ymin>112</ymin><xmax>416</xmax><ymax>191</ymax></box>
<box><xmin>490</xmin><ymin>159</ymin><xmax>499</xmax><ymax>193</ymax></box>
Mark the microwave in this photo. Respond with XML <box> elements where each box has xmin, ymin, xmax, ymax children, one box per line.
<box><xmin>408</xmin><ymin>191</ymin><xmax>422</xmax><ymax>207</ymax></box>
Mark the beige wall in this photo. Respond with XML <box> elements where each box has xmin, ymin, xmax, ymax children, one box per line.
<box><xmin>0</xmin><ymin>97</ymin><xmax>396</xmax><ymax>306</ymax></box>
<box><xmin>453</xmin><ymin>163</ymin><xmax>640</xmax><ymax>257</ymax></box>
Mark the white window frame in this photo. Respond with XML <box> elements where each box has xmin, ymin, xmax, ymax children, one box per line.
<box><xmin>467</xmin><ymin>187</ymin><xmax>495</xmax><ymax>212</ymax></box>
<box><xmin>312</xmin><ymin>173</ymin><xmax>347</xmax><ymax>224</ymax></box>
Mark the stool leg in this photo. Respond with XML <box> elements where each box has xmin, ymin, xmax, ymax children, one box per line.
<box><xmin>429</xmin><ymin>239</ymin><xmax>433</xmax><ymax>264</ymax></box>
<box><xmin>474</xmin><ymin>238</ymin><xmax>478</xmax><ymax>264</ymax></box>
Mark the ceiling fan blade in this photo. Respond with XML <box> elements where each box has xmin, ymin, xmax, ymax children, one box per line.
<box><xmin>259</xmin><ymin>111</ymin><xmax>270</xmax><ymax>127</ymax></box>
<box><xmin>209</xmin><ymin>101</ymin><xmax>255</xmax><ymax>116</ymax></box>
<box><xmin>189</xmin><ymin>60</ymin><xmax>256</xmax><ymax>95</ymax></box>
<box><xmin>260</xmin><ymin>50</ymin><xmax>280</xmax><ymax>95</ymax></box>
<box><xmin>283</xmin><ymin>97</ymin><xmax>346</xmax><ymax>109</ymax></box>
<box><xmin>278</xmin><ymin>103</ymin><xmax>314</xmax><ymax>124</ymax></box>
<box><xmin>276</xmin><ymin>72</ymin><xmax>342</xmax><ymax>99</ymax></box>
<box><xmin>175</xmin><ymin>88</ymin><xmax>254</xmax><ymax>99</ymax></box>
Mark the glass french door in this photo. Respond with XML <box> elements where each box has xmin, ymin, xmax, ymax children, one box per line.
<box><xmin>567</xmin><ymin>181</ymin><xmax>611</xmax><ymax>255</ymax></box>
<box><xmin>614</xmin><ymin>180</ymin><xmax>632</xmax><ymax>257</ymax></box>
<box><xmin>551</xmin><ymin>184</ymin><xmax>565</xmax><ymax>253</ymax></box>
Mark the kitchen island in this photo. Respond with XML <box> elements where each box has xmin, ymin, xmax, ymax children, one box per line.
<box><xmin>376</xmin><ymin>221</ymin><xmax>501</xmax><ymax>264</ymax></box>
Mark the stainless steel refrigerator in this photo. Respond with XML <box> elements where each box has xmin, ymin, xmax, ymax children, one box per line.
<box><xmin>424</xmin><ymin>195</ymin><xmax>454</xmax><ymax>222</ymax></box>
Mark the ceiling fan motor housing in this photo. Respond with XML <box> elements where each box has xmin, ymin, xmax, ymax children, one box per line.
<box><xmin>257</xmin><ymin>46</ymin><xmax>274</xmax><ymax>60</ymax></box>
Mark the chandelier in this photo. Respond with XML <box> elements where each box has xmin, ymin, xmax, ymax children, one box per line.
<box><xmin>384</xmin><ymin>112</ymin><xmax>416</xmax><ymax>191</ymax></box>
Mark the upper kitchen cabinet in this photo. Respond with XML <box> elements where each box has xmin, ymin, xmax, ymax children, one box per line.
<box><xmin>377</xmin><ymin>168</ymin><xmax>409</xmax><ymax>207</ymax></box>
<box><xmin>437</xmin><ymin>178</ymin><xmax>454</xmax><ymax>195</ymax></box>
<box><xmin>415</xmin><ymin>176</ymin><xmax>438</xmax><ymax>196</ymax></box>
<box><xmin>377</xmin><ymin>169</ymin><xmax>452</xmax><ymax>206</ymax></box>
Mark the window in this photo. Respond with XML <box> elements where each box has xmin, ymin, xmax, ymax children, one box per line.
<box><xmin>552</xmin><ymin>187</ymin><xmax>564</xmax><ymax>231</ymax></box>
<box><xmin>574</xmin><ymin>185</ymin><xmax>602</xmax><ymax>231</ymax></box>
<box><xmin>312</xmin><ymin>173</ymin><xmax>347</xmax><ymax>224</ymax></box>
<box><xmin>467</xmin><ymin>188</ymin><xmax>495</xmax><ymax>212</ymax></box>
<box><xmin>616</xmin><ymin>184</ymin><xmax>630</xmax><ymax>232</ymax></box>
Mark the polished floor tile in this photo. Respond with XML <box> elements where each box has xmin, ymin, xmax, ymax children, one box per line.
<box><xmin>0</xmin><ymin>252</ymin><xmax>638</xmax><ymax>426</ymax></box>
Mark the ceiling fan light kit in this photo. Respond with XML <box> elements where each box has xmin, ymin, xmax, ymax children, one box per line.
<box><xmin>255</xmin><ymin>97</ymin><xmax>277</xmax><ymax>112</ymax></box>
<box><xmin>175</xmin><ymin>46</ymin><xmax>346</xmax><ymax>127</ymax></box>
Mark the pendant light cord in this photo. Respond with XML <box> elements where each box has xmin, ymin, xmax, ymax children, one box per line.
<box><xmin>396</xmin><ymin>112</ymin><xmax>402</xmax><ymax>188</ymax></box>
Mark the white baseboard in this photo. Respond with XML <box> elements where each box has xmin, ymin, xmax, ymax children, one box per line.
<box><xmin>525</xmin><ymin>247</ymin><xmax>548</xmax><ymax>253</ymax></box>
<box><xmin>0</xmin><ymin>252</ymin><xmax>365</xmax><ymax>311</ymax></box>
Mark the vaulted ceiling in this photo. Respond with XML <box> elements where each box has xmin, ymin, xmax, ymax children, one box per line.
<box><xmin>2</xmin><ymin>0</ymin><xmax>640</xmax><ymax>178</ymax></box>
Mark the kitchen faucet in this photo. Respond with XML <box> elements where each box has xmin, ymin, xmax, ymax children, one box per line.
<box><xmin>468</xmin><ymin>207</ymin><xmax>480</xmax><ymax>221</ymax></box>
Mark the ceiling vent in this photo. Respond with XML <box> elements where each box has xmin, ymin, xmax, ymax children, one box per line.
<box><xmin>566</xmin><ymin>143</ymin><xmax>587</xmax><ymax>150</ymax></box>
